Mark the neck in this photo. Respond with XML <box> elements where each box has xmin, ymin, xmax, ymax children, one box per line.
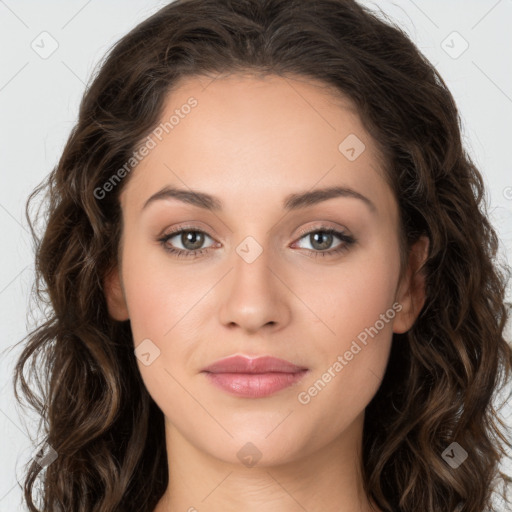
<box><xmin>154</xmin><ymin>412</ymin><xmax>380</xmax><ymax>512</ymax></box>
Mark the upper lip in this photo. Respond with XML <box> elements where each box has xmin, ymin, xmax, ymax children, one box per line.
<box><xmin>202</xmin><ymin>355</ymin><xmax>308</xmax><ymax>374</ymax></box>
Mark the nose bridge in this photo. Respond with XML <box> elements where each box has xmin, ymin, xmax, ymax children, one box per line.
<box><xmin>217</xmin><ymin>234</ymin><xmax>290</xmax><ymax>332</ymax></box>
<box><xmin>233</xmin><ymin>235</ymin><xmax>273</xmax><ymax>292</ymax></box>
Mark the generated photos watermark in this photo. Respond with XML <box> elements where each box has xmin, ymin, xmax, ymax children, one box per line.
<box><xmin>93</xmin><ymin>96</ymin><xmax>198</xmax><ymax>200</ymax></box>
<box><xmin>297</xmin><ymin>301</ymin><xmax>403</xmax><ymax>405</ymax></box>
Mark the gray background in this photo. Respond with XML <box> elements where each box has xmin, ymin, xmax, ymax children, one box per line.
<box><xmin>1</xmin><ymin>0</ymin><xmax>511</xmax><ymax>509</ymax></box>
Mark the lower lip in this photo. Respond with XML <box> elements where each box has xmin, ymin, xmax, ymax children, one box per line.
<box><xmin>203</xmin><ymin>370</ymin><xmax>309</xmax><ymax>398</ymax></box>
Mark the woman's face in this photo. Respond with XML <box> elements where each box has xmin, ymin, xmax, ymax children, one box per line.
<box><xmin>105</xmin><ymin>73</ymin><xmax>426</xmax><ymax>466</ymax></box>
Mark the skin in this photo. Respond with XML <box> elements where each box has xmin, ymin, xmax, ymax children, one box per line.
<box><xmin>104</xmin><ymin>73</ymin><xmax>429</xmax><ymax>512</ymax></box>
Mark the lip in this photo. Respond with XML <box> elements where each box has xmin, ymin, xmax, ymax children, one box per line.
<box><xmin>202</xmin><ymin>355</ymin><xmax>307</xmax><ymax>374</ymax></box>
<box><xmin>201</xmin><ymin>355</ymin><xmax>309</xmax><ymax>398</ymax></box>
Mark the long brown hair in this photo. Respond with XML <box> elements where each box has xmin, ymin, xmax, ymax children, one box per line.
<box><xmin>14</xmin><ymin>0</ymin><xmax>512</xmax><ymax>510</ymax></box>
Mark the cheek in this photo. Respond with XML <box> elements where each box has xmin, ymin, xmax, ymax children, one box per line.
<box><xmin>120</xmin><ymin>246</ymin><xmax>203</xmax><ymax>419</ymax></box>
<box><xmin>119</xmin><ymin>238</ymin><xmax>201</xmax><ymax>344</ymax></box>
<box><xmin>294</xmin><ymin>232</ymin><xmax>401</xmax><ymax>347</ymax></box>
<box><xmin>293</xmin><ymin>234</ymin><xmax>399</xmax><ymax>417</ymax></box>
<box><xmin>119</xmin><ymin>239</ymin><xmax>209</xmax><ymax>391</ymax></box>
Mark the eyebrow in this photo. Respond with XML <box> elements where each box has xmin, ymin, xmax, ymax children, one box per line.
<box><xmin>141</xmin><ymin>185</ymin><xmax>376</xmax><ymax>213</ymax></box>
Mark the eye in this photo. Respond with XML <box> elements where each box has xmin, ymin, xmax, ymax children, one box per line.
<box><xmin>292</xmin><ymin>227</ymin><xmax>355</xmax><ymax>258</ymax></box>
<box><xmin>158</xmin><ymin>228</ymin><xmax>217</xmax><ymax>258</ymax></box>
<box><xmin>157</xmin><ymin>225</ymin><xmax>356</xmax><ymax>259</ymax></box>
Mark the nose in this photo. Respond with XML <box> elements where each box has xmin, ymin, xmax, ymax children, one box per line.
<box><xmin>217</xmin><ymin>243</ymin><xmax>292</xmax><ymax>334</ymax></box>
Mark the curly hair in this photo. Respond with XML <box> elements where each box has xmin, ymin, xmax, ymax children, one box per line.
<box><xmin>13</xmin><ymin>0</ymin><xmax>512</xmax><ymax>510</ymax></box>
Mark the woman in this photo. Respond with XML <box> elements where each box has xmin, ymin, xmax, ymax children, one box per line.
<box><xmin>15</xmin><ymin>0</ymin><xmax>512</xmax><ymax>510</ymax></box>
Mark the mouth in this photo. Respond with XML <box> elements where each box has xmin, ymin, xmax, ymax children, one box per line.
<box><xmin>201</xmin><ymin>355</ymin><xmax>309</xmax><ymax>398</ymax></box>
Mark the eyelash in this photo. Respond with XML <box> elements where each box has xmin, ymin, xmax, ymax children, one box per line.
<box><xmin>157</xmin><ymin>224</ymin><xmax>356</xmax><ymax>260</ymax></box>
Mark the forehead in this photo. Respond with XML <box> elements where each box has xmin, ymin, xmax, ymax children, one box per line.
<box><xmin>120</xmin><ymin>73</ymin><xmax>394</xmax><ymax>218</ymax></box>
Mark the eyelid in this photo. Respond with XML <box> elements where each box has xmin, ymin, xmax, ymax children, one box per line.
<box><xmin>293</xmin><ymin>222</ymin><xmax>351</xmax><ymax>240</ymax></box>
<box><xmin>159</xmin><ymin>221</ymin><xmax>214</xmax><ymax>238</ymax></box>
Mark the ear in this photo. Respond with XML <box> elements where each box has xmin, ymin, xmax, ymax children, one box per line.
<box><xmin>393</xmin><ymin>235</ymin><xmax>429</xmax><ymax>334</ymax></box>
<box><xmin>103</xmin><ymin>265</ymin><xmax>130</xmax><ymax>321</ymax></box>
